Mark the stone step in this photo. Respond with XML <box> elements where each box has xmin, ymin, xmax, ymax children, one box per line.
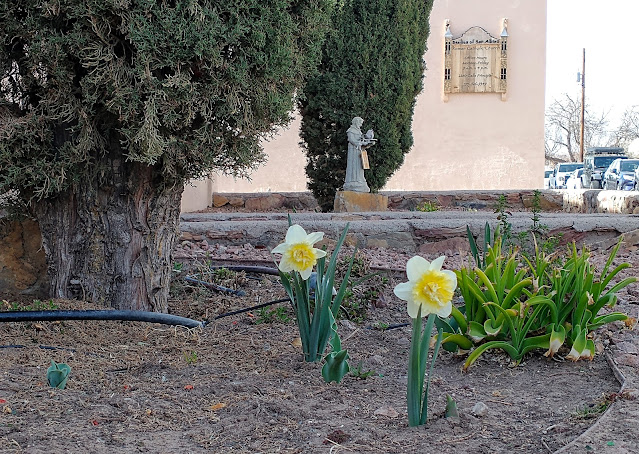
<box><xmin>179</xmin><ymin>211</ymin><xmax>639</xmax><ymax>253</ymax></box>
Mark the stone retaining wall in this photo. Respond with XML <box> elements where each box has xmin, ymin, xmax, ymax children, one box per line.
<box><xmin>0</xmin><ymin>218</ymin><xmax>47</xmax><ymax>297</ymax></box>
<box><xmin>209</xmin><ymin>190</ymin><xmax>566</xmax><ymax>212</ymax></box>
<box><xmin>211</xmin><ymin>189</ymin><xmax>639</xmax><ymax>214</ymax></box>
<box><xmin>5</xmin><ymin>189</ymin><xmax>639</xmax><ymax>296</ymax></box>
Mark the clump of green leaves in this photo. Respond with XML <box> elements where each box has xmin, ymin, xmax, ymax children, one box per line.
<box><xmin>573</xmin><ymin>393</ymin><xmax>616</xmax><ymax>420</ymax></box>
<box><xmin>350</xmin><ymin>360</ymin><xmax>378</xmax><ymax>379</ymax></box>
<box><xmin>494</xmin><ymin>195</ymin><xmax>513</xmax><ymax>243</ymax></box>
<box><xmin>416</xmin><ymin>200</ymin><xmax>440</xmax><ymax>212</ymax></box>
<box><xmin>372</xmin><ymin>321</ymin><xmax>389</xmax><ymax>331</ymax></box>
<box><xmin>47</xmin><ymin>360</ymin><xmax>71</xmax><ymax>390</ymax></box>
<box><xmin>335</xmin><ymin>252</ymin><xmax>388</xmax><ymax>324</ymax></box>
<box><xmin>442</xmin><ymin>230</ymin><xmax>634</xmax><ymax>369</ymax></box>
<box><xmin>255</xmin><ymin>306</ymin><xmax>291</xmax><ymax>324</ymax></box>
<box><xmin>183</xmin><ymin>351</ymin><xmax>198</xmax><ymax>365</ymax></box>
<box><xmin>5</xmin><ymin>299</ymin><xmax>59</xmax><ymax>311</ymax></box>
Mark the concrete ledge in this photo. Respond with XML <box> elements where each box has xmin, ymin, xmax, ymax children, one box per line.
<box><xmin>179</xmin><ymin>211</ymin><xmax>639</xmax><ymax>254</ymax></box>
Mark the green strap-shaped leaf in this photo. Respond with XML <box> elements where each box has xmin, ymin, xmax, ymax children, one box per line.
<box><xmin>441</xmin><ymin>333</ymin><xmax>474</xmax><ymax>351</ymax></box>
<box><xmin>321</xmin><ymin>311</ymin><xmax>349</xmax><ymax>383</ymax></box>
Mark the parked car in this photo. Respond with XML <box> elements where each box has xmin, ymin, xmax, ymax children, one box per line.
<box><xmin>550</xmin><ymin>162</ymin><xmax>582</xmax><ymax>189</ymax></box>
<box><xmin>566</xmin><ymin>168</ymin><xmax>584</xmax><ymax>189</ymax></box>
<box><xmin>544</xmin><ymin>169</ymin><xmax>553</xmax><ymax>189</ymax></box>
<box><xmin>582</xmin><ymin>148</ymin><xmax>627</xmax><ymax>189</ymax></box>
<box><xmin>602</xmin><ymin>158</ymin><xmax>639</xmax><ymax>190</ymax></box>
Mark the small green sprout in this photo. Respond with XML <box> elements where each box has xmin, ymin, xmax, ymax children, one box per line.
<box><xmin>47</xmin><ymin>360</ymin><xmax>71</xmax><ymax>389</ymax></box>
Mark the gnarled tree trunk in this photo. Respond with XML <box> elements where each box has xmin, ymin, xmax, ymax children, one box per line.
<box><xmin>33</xmin><ymin>162</ymin><xmax>183</xmax><ymax>312</ymax></box>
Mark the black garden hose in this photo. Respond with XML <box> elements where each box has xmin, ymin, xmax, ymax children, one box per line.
<box><xmin>0</xmin><ymin>310</ymin><xmax>204</xmax><ymax>328</ymax></box>
<box><xmin>184</xmin><ymin>275</ymin><xmax>247</xmax><ymax>296</ymax></box>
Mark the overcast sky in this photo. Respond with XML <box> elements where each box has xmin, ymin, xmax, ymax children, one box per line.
<box><xmin>546</xmin><ymin>0</ymin><xmax>639</xmax><ymax>123</ymax></box>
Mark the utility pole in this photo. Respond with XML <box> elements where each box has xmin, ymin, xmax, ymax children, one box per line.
<box><xmin>579</xmin><ymin>48</ymin><xmax>585</xmax><ymax>162</ymax></box>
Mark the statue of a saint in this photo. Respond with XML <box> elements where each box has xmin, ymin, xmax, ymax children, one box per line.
<box><xmin>343</xmin><ymin>116</ymin><xmax>376</xmax><ymax>193</ymax></box>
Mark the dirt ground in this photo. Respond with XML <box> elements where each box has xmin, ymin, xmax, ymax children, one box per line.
<box><xmin>1</xmin><ymin>242</ymin><xmax>638</xmax><ymax>453</ymax></box>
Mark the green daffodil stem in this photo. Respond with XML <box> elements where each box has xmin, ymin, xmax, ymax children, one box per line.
<box><xmin>407</xmin><ymin>312</ymin><xmax>442</xmax><ymax>426</ymax></box>
<box><xmin>407</xmin><ymin>313</ymin><xmax>423</xmax><ymax>426</ymax></box>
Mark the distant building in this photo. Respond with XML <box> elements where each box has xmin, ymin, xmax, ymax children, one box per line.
<box><xmin>183</xmin><ymin>0</ymin><xmax>547</xmax><ymax>211</ymax></box>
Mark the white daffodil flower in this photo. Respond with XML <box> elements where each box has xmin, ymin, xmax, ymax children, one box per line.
<box><xmin>272</xmin><ymin>224</ymin><xmax>327</xmax><ymax>280</ymax></box>
<box><xmin>393</xmin><ymin>255</ymin><xmax>457</xmax><ymax>319</ymax></box>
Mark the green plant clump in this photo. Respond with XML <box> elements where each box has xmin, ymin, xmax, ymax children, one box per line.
<box><xmin>441</xmin><ymin>229</ymin><xmax>634</xmax><ymax>369</ymax></box>
<box><xmin>416</xmin><ymin>201</ymin><xmax>440</xmax><ymax>212</ymax></box>
<box><xmin>255</xmin><ymin>306</ymin><xmax>291</xmax><ymax>324</ymax></box>
<box><xmin>183</xmin><ymin>351</ymin><xmax>198</xmax><ymax>365</ymax></box>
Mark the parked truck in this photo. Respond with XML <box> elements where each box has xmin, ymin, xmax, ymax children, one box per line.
<box><xmin>581</xmin><ymin>147</ymin><xmax>627</xmax><ymax>189</ymax></box>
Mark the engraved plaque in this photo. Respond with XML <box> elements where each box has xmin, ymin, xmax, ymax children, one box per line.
<box><xmin>444</xmin><ymin>23</ymin><xmax>508</xmax><ymax>97</ymax></box>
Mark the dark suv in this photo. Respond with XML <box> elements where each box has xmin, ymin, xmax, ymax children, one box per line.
<box><xmin>581</xmin><ymin>148</ymin><xmax>626</xmax><ymax>189</ymax></box>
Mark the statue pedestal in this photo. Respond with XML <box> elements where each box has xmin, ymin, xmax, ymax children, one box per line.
<box><xmin>334</xmin><ymin>191</ymin><xmax>388</xmax><ymax>212</ymax></box>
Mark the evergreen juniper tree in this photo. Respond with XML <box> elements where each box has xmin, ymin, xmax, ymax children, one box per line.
<box><xmin>299</xmin><ymin>0</ymin><xmax>433</xmax><ymax>211</ymax></box>
<box><xmin>0</xmin><ymin>0</ymin><xmax>332</xmax><ymax>311</ymax></box>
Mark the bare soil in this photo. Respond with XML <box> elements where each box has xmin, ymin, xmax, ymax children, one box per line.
<box><xmin>1</xmin><ymin>244</ymin><xmax>638</xmax><ymax>454</ymax></box>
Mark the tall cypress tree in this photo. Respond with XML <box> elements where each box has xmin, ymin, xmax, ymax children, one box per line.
<box><xmin>300</xmin><ymin>0</ymin><xmax>433</xmax><ymax>211</ymax></box>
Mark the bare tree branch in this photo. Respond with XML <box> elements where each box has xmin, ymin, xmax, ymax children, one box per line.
<box><xmin>545</xmin><ymin>93</ymin><xmax>609</xmax><ymax>162</ymax></box>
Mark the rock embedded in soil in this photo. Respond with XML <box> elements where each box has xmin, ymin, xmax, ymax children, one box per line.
<box><xmin>472</xmin><ymin>401</ymin><xmax>490</xmax><ymax>417</ymax></box>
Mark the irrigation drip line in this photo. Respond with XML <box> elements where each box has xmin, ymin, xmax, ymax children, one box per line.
<box><xmin>209</xmin><ymin>265</ymin><xmax>280</xmax><ymax>276</ymax></box>
<box><xmin>184</xmin><ymin>275</ymin><xmax>246</xmax><ymax>296</ymax></box>
<box><xmin>0</xmin><ymin>265</ymin><xmax>403</xmax><ymax>330</ymax></box>
<box><xmin>0</xmin><ymin>344</ymin><xmax>77</xmax><ymax>352</ymax></box>
<box><xmin>214</xmin><ymin>297</ymin><xmax>291</xmax><ymax>319</ymax></box>
<box><xmin>0</xmin><ymin>310</ymin><xmax>204</xmax><ymax>328</ymax></box>
<box><xmin>364</xmin><ymin>322</ymin><xmax>410</xmax><ymax>331</ymax></box>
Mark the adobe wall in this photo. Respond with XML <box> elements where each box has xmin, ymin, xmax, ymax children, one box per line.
<box><xmin>203</xmin><ymin>0</ymin><xmax>547</xmax><ymax>196</ymax></box>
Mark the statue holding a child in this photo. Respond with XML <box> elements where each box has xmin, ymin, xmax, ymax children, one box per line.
<box><xmin>343</xmin><ymin>116</ymin><xmax>376</xmax><ymax>193</ymax></box>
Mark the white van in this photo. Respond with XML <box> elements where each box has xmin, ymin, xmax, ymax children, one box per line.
<box><xmin>550</xmin><ymin>162</ymin><xmax>583</xmax><ymax>189</ymax></box>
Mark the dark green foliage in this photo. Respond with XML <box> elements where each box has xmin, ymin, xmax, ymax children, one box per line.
<box><xmin>299</xmin><ymin>0</ymin><xmax>433</xmax><ymax>211</ymax></box>
<box><xmin>0</xmin><ymin>0</ymin><xmax>332</xmax><ymax>202</ymax></box>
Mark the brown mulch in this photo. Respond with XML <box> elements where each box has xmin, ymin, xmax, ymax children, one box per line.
<box><xmin>1</xmin><ymin>244</ymin><xmax>638</xmax><ymax>453</ymax></box>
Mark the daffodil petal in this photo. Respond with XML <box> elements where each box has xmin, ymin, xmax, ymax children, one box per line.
<box><xmin>299</xmin><ymin>266</ymin><xmax>313</xmax><ymax>280</ymax></box>
<box><xmin>393</xmin><ymin>281</ymin><xmax>413</xmax><ymax>301</ymax></box>
<box><xmin>285</xmin><ymin>224</ymin><xmax>308</xmax><ymax>243</ymax></box>
<box><xmin>406</xmin><ymin>256</ymin><xmax>430</xmax><ymax>282</ymax></box>
<box><xmin>407</xmin><ymin>299</ymin><xmax>421</xmax><ymax>319</ymax></box>
<box><xmin>441</xmin><ymin>269</ymin><xmax>458</xmax><ymax>289</ymax></box>
<box><xmin>435</xmin><ymin>300</ymin><xmax>453</xmax><ymax>318</ymax></box>
<box><xmin>306</xmin><ymin>231</ymin><xmax>325</xmax><ymax>245</ymax></box>
<box><xmin>271</xmin><ymin>243</ymin><xmax>288</xmax><ymax>254</ymax></box>
<box><xmin>278</xmin><ymin>257</ymin><xmax>295</xmax><ymax>273</ymax></box>
<box><xmin>313</xmin><ymin>248</ymin><xmax>327</xmax><ymax>259</ymax></box>
<box><xmin>430</xmin><ymin>256</ymin><xmax>445</xmax><ymax>271</ymax></box>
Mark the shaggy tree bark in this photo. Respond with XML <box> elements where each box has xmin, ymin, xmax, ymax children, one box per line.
<box><xmin>33</xmin><ymin>162</ymin><xmax>182</xmax><ymax>312</ymax></box>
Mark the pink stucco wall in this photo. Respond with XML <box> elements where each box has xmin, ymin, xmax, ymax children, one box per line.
<box><xmin>208</xmin><ymin>0</ymin><xmax>547</xmax><ymax>195</ymax></box>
